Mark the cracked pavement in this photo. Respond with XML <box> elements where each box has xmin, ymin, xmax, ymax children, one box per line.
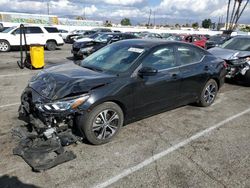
<box><xmin>0</xmin><ymin>44</ymin><xmax>249</xmax><ymax>188</ymax></box>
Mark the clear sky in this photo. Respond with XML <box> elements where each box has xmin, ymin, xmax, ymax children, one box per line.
<box><xmin>0</xmin><ymin>0</ymin><xmax>249</xmax><ymax>25</ymax></box>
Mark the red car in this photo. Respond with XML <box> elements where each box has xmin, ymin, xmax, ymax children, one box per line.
<box><xmin>183</xmin><ymin>35</ymin><xmax>207</xmax><ymax>48</ymax></box>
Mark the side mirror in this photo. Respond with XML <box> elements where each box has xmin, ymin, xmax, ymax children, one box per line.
<box><xmin>138</xmin><ymin>67</ymin><xmax>158</xmax><ymax>77</ymax></box>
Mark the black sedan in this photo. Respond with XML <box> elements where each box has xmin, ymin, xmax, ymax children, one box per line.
<box><xmin>19</xmin><ymin>40</ymin><xmax>227</xmax><ymax>145</ymax></box>
<box><xmin>71</xmin><ymin>32</ymin><xmax>137</xmax><ymax>59</ymax></box>
<box><xmin>205</xmin><ymin>35</ymin><xmax>231</xmax><ymax>49</ymax></box>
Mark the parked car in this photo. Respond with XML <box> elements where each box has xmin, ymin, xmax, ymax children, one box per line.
<box><xmin>161</xmin><ymin>33</ymin><xmax>173</xmax><ymax>39</ymax></box>
<box><xmin>0</xmin><ymin>25</ymin><xmax>64</xmax><ymax>52</ymax></box>
<box><xmin>75</xmin><ymin>32</ymin><xmax>103</xmax><ymax>43</ymax></box>
<box><xmin>183</xmin><ymin>35</ymin><xmax>207</xmax><ymax>48</ymax></box>
<box><xmin>205</xmin><ymin>35</ymin><xmax>231</xmax><ymax>49</ymax></box>
<box><xmin>71</xmin><ymin>33</ymin><xmax>137</xmax><ymax>59</ymax></box>
<box><xmin>65</xmin><ymin>30</ymin><xmax>96</xmax><ymax>44</ymax></box>
<box><xmin>19</xmin><ymin>40</ymin><xmax>227</xmax><ymax>145</ymax></box>
<box><xmin>208</xmin><ymin>36</ymin><xmax>250</xmax><ymax>84</ymax></box>
<box><xmin>140</xmin><ymin>32</ymin><xmax>162</xmax><ymax>39</ymax></box>
<box><xmin>166</xmin><ymin>35</ymin><xmax>183</xmax><ymax>41</ymax></box>
<box><xmin>58</xmin><ymin>29</ymin><xmax>70</xmax><ymax>41</ymax></box>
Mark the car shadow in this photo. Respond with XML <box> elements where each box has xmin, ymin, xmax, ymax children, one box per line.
<box><xmin>0</xmin><ymin>175</ymin><xmax>40</xmax><ymax>188</ymax></box>
<box><xmin>225</xmin><ymin>78</ymin><xmax>250</xmax><ymax>87</ymax></box>
<box><xmin>66</xmin><ymin>56</ymin><xmax>82</xmax><ymax>65</ymax></box>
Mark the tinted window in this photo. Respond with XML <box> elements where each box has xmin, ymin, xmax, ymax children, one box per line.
<box><xmin>59</xmin><ymin>29</ymin><xmax>68</xmax><ymax>33</ymax></box>
<box><xmin>45</xmin><ymin>27</ymin><xmax>59</xmax><ymax>33</ymax></box>
<box><xmin>177</xmin><ymin>45</ymin><xmax>204</xmax><ymax>65</ymax></box>
<box><xmin>12</xmin><ymin>27</ymin><xmax>27</xmax><ymax>34</ymax></box>
<box><xmin>27</xmin><ymin>27</ymin><xmax>43</xmax><ymax>34</ymax></box>
<box><xmin>142</xmin><ymin>46</ymin><xmax>176</xmax><ymax>70</ymax></box>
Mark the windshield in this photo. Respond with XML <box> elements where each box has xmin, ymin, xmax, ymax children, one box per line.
<box><xmin>2</xmin><ymin>26</ymin><xmax>16</xmax><ymax>33</ymax></box>
<box><xmin>81</xmin><ymin>43</ymin><xmax>145</xmax><ymax>74</ymax></box>
<box><xmin>94</xmin><ymin>34</ymin><xmax>114</xmax><ymax>43</ymax></box>
<box><xmin>89</xmin><ymin>33</ymin><xmax>101</xmax><ymax>39</ymax></box>
<box><xmin>221</xmin><ymin>37</ymin><xmax>250</xmax><ymax>51</ymax></box>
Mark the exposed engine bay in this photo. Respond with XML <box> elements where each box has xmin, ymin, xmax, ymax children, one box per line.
<box><xmin>225</xmin><ymin>56</ymin><xmax>250</xmax><ymax>79</ymax></box>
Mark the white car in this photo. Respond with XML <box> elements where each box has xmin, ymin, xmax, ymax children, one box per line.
<box><xmin>58</xmin><ymin>29</ymin><xmax>70</xmax><ymax>41</ymax></box>
<box><xmin>0</xmin><ymin>25</ymin><xmax>64</xmax><ymax>52</ymax></box>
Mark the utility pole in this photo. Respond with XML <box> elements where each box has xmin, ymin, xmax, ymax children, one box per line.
<box><xmin>147</xmin><ymin>9</ymin><xmax>152</xmax><ymax>26</ymax></box>
<box><xmin>47</xmin><ymin>2</ymin><xmax>50</xmax><ymax>15</ymax></box>
<box><xmin>153</xmin><ymin>11</ymin><xmax>155</xmax><ymax>27</ymax></box>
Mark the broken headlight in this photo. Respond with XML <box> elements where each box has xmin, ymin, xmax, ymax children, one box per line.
<box><xmin>36</xmin><ymin>95</ymin><xmax>89</xmax><ymax>112</ymax></box>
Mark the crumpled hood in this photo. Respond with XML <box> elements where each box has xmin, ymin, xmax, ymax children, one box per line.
<box><xmin>29</xmin><ymin>63</ymin><xmax>116</xmax><ymax>100</ymax></box>
<box><xmin>208</xmin><ymin>47</ymin><xmax>250</xmax><ymax>60</ymax></box>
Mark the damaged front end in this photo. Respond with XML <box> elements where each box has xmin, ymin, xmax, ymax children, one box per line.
<box><xmin>225</xmin><ymin>56</ymin><xmax>250</xmax><ymax>79</ymax></box>
<box><xmin>14</xmin><ymin>88</ymin><xmax>89</xmax><ymax>172</ymax></box>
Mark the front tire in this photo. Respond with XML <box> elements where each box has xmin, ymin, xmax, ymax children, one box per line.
<box><xmin>244</xmin><ymin>70</ymin><xmax>250</xmax><ymax>86</ymax></box>
<box><xmin>46</xmin><ymin>41</ymin><xmax>57</xmax><ymax>51</ymax></box>
<box><xmin>77</xmin><ymin>102</ymin><xmax>124</xmax><ymax>145</ymax></box>
<box><xmin>197</xmin><ymin>79</ymin><xmax>218</xmax><ymax>107</ymax></box>
<box><xmin>0</xmin><ymin>40</ymin><xmax>10</xmax><ymax>52</ymax></box>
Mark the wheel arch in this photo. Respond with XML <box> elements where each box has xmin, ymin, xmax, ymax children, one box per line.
<box><xmin>46</xmin><ymin>39</ymin><xmax>57</xmax><ymax>46</ymax></box>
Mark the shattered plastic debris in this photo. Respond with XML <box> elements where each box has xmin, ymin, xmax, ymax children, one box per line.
<box><xmin>12</xmin><ymin>128</ymin><xmax>78</xmax><ymax>172</ymax></box>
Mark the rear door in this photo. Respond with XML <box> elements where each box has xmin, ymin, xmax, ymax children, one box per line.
<box><xmin>26</xmin><ymin>27</ymin><xmax>45</xmax><ymax>45</ymax></box>
<box><xmin>133</xmin><ymin>45</ymin><xmax>181</xmax><ymax>116</ymax></box>
<box><xmin>176</xmin><ymin>44</ymin><xmax>208</xmax><ymax>103</ymax></box>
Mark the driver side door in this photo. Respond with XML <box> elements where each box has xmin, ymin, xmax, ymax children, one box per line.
<box><xmin>132</xmin><ymin>45</ymin><xmax>181</xmax><ymax>117</ymax></box>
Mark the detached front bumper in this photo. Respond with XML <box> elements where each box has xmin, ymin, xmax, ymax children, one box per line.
<box><xmin>15</xmin><ymin>89</ymin><xmax>82</xmax><ymax>171</ymax></box>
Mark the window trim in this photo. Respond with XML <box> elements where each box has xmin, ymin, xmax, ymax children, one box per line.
<box><xmin>175</xmin><ymin>44</ymin><xmax>205</xmax><ymax>67</ymax></box>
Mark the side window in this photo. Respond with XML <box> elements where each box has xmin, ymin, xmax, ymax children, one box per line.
<box><xmin>12</xmin><ymin>27</ymin><xmax>27</xmax><ymax>34</ymax></box>
<box><xmin>27</xmin><ymin>27</ymin><xmax>43</xmax><ymax>34</ymax></box>
<box><xmin>177</xmin><ymin>45</ymin><xmax>204</xmax><ymax>65</ymax></box>
<box><xmin>141</xmin><ymin>46</ymin><xmax>176</xmax><ymax>70</ymax></box>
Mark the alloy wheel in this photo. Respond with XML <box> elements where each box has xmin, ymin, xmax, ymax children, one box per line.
<box><xmin>0</xmin><ymin>41</ymin><xmax>9</xmax><ymax>52</ymax></box>
<box><xmin>92</xmin><ymin>109</ymin><xmax>120</xmax><ymax>140</ymax></box>
<box><xmin>204</xmin><ymin>83</ymin><xmax>217</xmax><ymax>104</ymax></box>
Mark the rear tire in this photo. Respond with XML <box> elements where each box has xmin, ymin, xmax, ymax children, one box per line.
<box><xmin>0</xmin><ymin>40</ymin><xmax>10</xmax><ymax>52</ymax></box>
<box><xmin>197</xmin><ymin>79</ymin><xmax>218</xmax><ymax>107</ymax></box>
<box><xmin>77</xmin><ymin>102</ymin><xmax>124</xmax><ymax>145</ymax></box>
<box><xmin>46</xmin><ymin>41</ymin><xmax>56</xmax><ymax>51</ymax></box>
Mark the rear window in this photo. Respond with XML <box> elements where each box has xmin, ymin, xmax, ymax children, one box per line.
<box><xmin>44</xmin><ymin>27</ymin><xmax>59</xmax><ymax>33</ymax></box>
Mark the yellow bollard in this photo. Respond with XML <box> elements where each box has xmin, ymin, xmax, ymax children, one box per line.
<box><xmin>29</xmin><ymin>44</ymin><xmax>45</xmax><ymax>69</ymax></box>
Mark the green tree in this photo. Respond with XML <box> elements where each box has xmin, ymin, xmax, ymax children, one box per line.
<box><xmin>121</xmin><ymin>18</ymin><xmax>131</xmax><ymax>26</ymax></box>
<box><xmin>202</xmin><ymin>19</ymin><xmax>212</xmax><ymax>28</ymax></box>
<box><xmin>192</xmin><ymin>22</ymin><xmax>199</xmax><ymax>29</ymax></box>
<box><xmin>104</xmin><ymin>20</ymin><xmax>112</xmax><ymax>27</ymax></box>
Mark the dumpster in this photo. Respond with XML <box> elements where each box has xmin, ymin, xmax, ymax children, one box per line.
<box><xmin>29</xmin><ymin>44</ymin><xmax>45</xmax><ymax>69</ymax></box>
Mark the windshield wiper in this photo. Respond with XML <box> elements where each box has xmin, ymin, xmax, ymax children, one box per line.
<box><xmin>82</xmin><ymin>65</ymin><xmax>103</xmax><ymax>72</ymax></box>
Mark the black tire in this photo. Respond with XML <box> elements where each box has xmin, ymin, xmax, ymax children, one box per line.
<box><xmin>244</xmin><ymin>70</ymin><xmax>250</xmax><ymax>86</ymax></box>
<box><xmin>0</xmin><ymin>40</ymin><xmax>10</xmax><ymax>52</ymax></box>
<box><xmin>77</xmin><ymin>102</ymin><xmax>124</xmax><ymax>145</ymax></box>
<box><xmin>46</xmin><ymin>41</ymin><xmax>57</xmax><ymax>51</ymax></box>
<box><xmin>197</xmin><ymin>79</ymin><xmax>218</xmax><ymax>107</ymax></box>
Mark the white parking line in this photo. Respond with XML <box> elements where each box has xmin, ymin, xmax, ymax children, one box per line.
<box><xmin>0</xmin><ymin>72</ymin><xmax>31</xmax><ymax>78</ymax></box>
<box><xmin>93</xmin><ymin>107</ymin><xmax>250</xmax><ymax>188</ymax></box>
<box><xmin>0</xmin><ymin>103</ymin><xmax>19</xmax><ymax>108</ymax></box>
